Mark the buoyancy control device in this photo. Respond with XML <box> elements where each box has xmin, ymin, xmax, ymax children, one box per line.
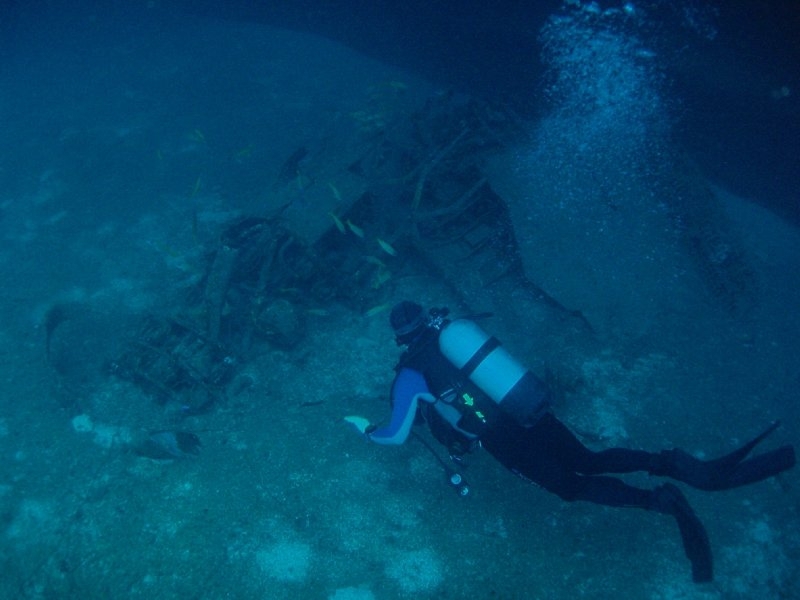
<box><xmin>438</xmin><ymin>319</ymin><xmax>550</xmax><ymax>427</ymax></box>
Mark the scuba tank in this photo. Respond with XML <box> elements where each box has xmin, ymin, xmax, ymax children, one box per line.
<box><xmin>438</xmin><ymin>319</ymin><xmax>550</xmax><ymax>427</ymax></box>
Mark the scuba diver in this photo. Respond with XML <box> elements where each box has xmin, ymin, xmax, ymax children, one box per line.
<box><xmin>345</xmin><ymin>301</ymin><xmax>796</xmax><ymax>583</ymax></box>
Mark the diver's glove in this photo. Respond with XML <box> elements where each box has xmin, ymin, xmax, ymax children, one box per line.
<box><xmin>344</xmin><ymin>416</ymin><xmax>373</xmax><ymax>436</ymax></box>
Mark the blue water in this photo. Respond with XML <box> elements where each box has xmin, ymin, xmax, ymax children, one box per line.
<box><xmin>1</xmin><ymin>1</ymin><xmax>798</xmax><ymax>598</ymax></box>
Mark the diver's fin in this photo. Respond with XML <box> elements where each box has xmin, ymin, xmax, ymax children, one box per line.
<box><xmin>651</xmin><ymin>422</ymin><xmax>795</xmax><ymax>491</ymax></box>
<box><xmin>650</xmin><ymin>483</ymin><xmax>713</xmax><ymax>582</ymax></box>
<box><xmin>710</xmin><ymin>420</ymin><xmax>781</xmax><ymax>470</ymax></box>
<box><xmin>719</xmin><ymin>445</ymin><xmax>795</xmax><ymax>489</ymax></box>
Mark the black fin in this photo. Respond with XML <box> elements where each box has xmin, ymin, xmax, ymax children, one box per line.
<box><xmin>655</xmin><ymin>422</ymin><xmax>794</xmax><ymax>491</ymax></box>
<box><xmin>711</xmin><ymin>420</ymin><xmax>781</xmax><ymax>471</ymax></box>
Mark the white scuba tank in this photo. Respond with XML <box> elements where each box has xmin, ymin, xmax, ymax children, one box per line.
<box><xmin>438</xmin><ymin>319</ymin><xmax>549</xmax><ymax>426</ymax></box>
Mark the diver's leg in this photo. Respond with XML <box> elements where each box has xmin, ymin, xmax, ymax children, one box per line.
<box><xmin>537</xmin><ymin>413</ymin><xmax>657</xmax><ymax>475</ymax></box>
<box><xmin>649</xmin><ymin>422</ymin><xmax>796</xmax><ymax>491</ymax></box>
<box><xmin>485</xmin><ymin>425</ymin><xmax>714</xmax><ymax>585</ymax></box>
<box><xmin>548</xmin><ymin>414</ymin><xmax>795</xmax><ymax>488</ymax></box>
<box><xmin>541</xmin><ymin>471</ymin><xmax>713</xmax><ymax>584</ymax></box>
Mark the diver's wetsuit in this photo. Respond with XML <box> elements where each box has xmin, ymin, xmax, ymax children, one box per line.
<box><xmin>369</xmin><ymin>327</ymin><xmax>655</xmax><ymax>509</ymax></box>
<box><xmin>481</xmin><ymin>411</ymin><xmax>656</xmax><ymax>507</ymax></box>
<box><xmin>368</xmin><ymin>309</ymin><xmax>795</xmax><ymax>583</ymax></box>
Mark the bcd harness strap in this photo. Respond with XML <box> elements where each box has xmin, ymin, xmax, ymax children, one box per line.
<box><xmin>436</xmin><ymin>386</ymin><xmax>488</xmax><ymax>429</ymax></box>
<box><xmin>459</xmin><ymin>336</ymin><xmax>501</xmax><ymax>377</ymax></box>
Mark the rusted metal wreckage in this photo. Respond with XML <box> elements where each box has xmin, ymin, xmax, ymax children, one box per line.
<box><xmin>46</xmin><ymin>91</ymin><xmax>751</xmax><ymax>417</ymax></box>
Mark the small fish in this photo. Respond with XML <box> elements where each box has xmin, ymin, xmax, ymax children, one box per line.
<box><xmin>377</xmin><ymin>238</ymin><xmax>397</xmax><ymax>257</ymax></box>
<box><xmin>346</xmin><ymin>219</ymin><xmax>365</xmax><ymax>238</ymax></box>
<box><xmin>234</xmin><ymin>145</ymin><xmax>253</xmax><ymax>159</ymax></box>
<box><xmin>364</xmin><ymin>303</ymin><xmax>391</xmax><ymax>317</ymax></box>
<box><xmin>191</xmin><ymin>129</ymin><xmax>206</xmax><ymax>142</ymax></box>
<box><xmin>192</xmin><ymin>210</ymin><xmax>198</xmax><ymax>240</ymax></box>
<box><xmin>137</xmin><ymin>430</ymin><xmax>202</xmax><ymax>460</ymax></box>
<box><xmin>190</xmin><ymin>176</ymin><xmax>202</xmax><ymax>197</ymax></box>
<box><xmin>295</xmin><ymin>173</ymin><xmax>311</xmax><ymax>191</ymax></box>
<box><xmin>327</xmin><ymin>182</ymin><xmax>342</xmax><ymax>202</ymax></box>
<box><xmin>371</xmin><ymin>269</ymin><xmax>392</xmax><ymax>289</ymax></box>
<box><xmin>44</xmin><ymin>303</ymin><xmax>73</xmax><ymax>361</ymax></box>
<box><xmin>299</xmin><ymin>400</ymin><xmax>325</xmax><ymax>408</ymax></box>
<box><xmin>152</xmin><ymin>241</ymin><xmax>183</xmax><ymax>259</ymax></box>
<box><xmin>276</xmin><ymin>147</ymin><xmax>307</xmax><ymax>186</ymax></box>
<box><xmin>307</xmin><ymin>308</ymin><xmax>330</xmax><ymax>316</ymax></box>
<box><xmin>329</xmin><ymin>212</ymin><xmax>346</xmax><ymax>234</ymax></box>
<box><xmin>364</xmin><ymin>255</ymin><xmax>386</xmax><ymax>267</ymax></box>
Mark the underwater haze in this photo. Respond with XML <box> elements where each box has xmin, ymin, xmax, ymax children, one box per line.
<box><xmin>1</xmin><ymin>1</ymin><xmax>798</xmax><ymax>599</ymax></box>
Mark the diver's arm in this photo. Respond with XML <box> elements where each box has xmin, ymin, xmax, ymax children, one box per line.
<box><xmin>368</xmin><ymin>368</ymin><xmax>434</xmax><ymax>446</ymax></box>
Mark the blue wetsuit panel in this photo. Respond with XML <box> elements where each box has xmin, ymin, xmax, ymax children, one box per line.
<box><xmin>369</xmin><ymin>368</ymin><xmax>433</xmax><ymax>445</ymax></box>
